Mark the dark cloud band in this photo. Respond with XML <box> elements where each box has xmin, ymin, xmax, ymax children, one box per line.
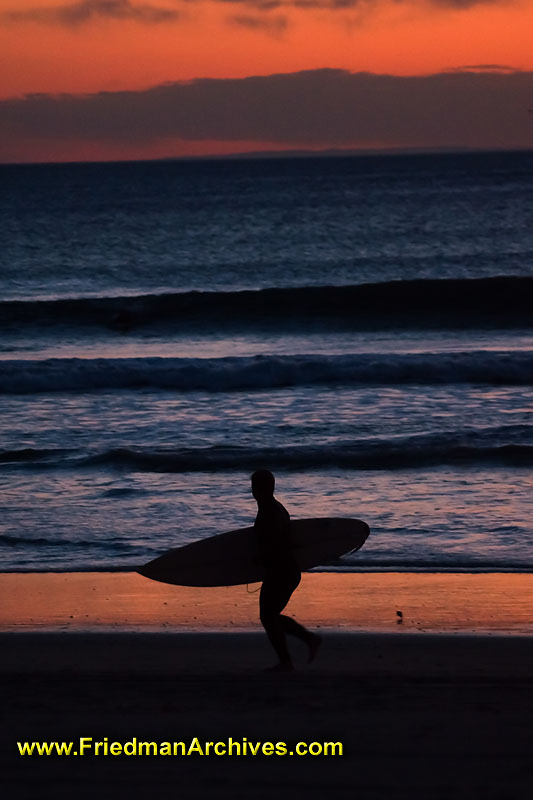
<box><xmin>2</xmin><ymin>0</ymin><xmax>510</xmax><ymax>26</ymax></box>
<box><xmin>1</xmin><ymin>68</ymin><xmax>532</xmax><ymax>153</ymax></box>
<box><xmin>229</xmin><ymin>13</ymin><xmax>288</xmax><ymax>30</ymax></box>
<box><xmin>3</xmin><ymin>0</ymin><xmax>180</xmax><ymax>26</ymax></box>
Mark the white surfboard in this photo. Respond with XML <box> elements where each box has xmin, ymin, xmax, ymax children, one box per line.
<box><xmin>137</xmin><ymin>517</ymin><xmax>370</xmax><ymax>587</ymax></box>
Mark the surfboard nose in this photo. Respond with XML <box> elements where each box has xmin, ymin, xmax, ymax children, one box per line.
<box><xmin>358</xmin><ymin>520</ymin><xmax>371</xmax><ymax>541</ymax></box>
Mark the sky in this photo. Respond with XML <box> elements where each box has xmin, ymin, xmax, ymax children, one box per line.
<box><xmin>0</xmin><ymin>0</ymin><xmax>532</xmax><ymax>161</ymax></box>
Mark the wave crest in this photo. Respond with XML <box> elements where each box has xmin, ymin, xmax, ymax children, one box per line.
<box><xmin>2</xmin><ymin>428</ymin><xmax>532</xmax><ymax>472</ymax></box>
<box><xmin>2</xmin><ymin>276</ymin><xmax>533</xmax><ymax>331</ymax></box>
<box><xmin>1</xmin><ymin>351</ymin><xmax>532</xmax><ymax>394</ymax></box>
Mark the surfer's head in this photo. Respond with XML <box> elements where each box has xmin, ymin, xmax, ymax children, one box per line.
<box><xmin>251</xmin><ymin>469</ymin><xmax>275</xmax><ymax>502</ymax></box>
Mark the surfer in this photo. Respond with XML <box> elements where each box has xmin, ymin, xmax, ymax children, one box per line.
<box><xmin>252</xmin><ymin>469</ymin><xmax>321</xmax><ymax>671</ymax></box>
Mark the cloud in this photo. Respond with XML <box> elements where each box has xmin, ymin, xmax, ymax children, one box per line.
<box><xmin>221</xmin><ymin>0</ymin><xmax>360</xmax><ymax>8</ymax></box>
<box><xmin>2</xmin><ymin>0</ymin><xmax>511</xmax><ymax>24</ymax></box>
<box><xmin>446</xmin><ymin>64</ymin><xmax>521</xmax><ymax>73</ymax></box>
<box><xmin>228</xmin><ymin>13</ymin><xmax>288</xmax><ymax>31</ymax></box>
<box><xmin>193</xmin><ymin>0</ymin><xmax>506</xmax><ymax>9</ymax></box>
<box><xmin>3</xmin><ymin>0</ymin><xmax>181</xmax><ymax>26</ymax></box>
<box><xmin>2</xmin><ymin>68</ymin><xmax>533</xmax><ymax>155</ymax></box>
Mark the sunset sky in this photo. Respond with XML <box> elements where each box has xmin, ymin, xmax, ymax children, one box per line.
<box><xmin>1</xmin><ymin>0</ymin><xmax>533</xmax><ymax>161</ymax></box>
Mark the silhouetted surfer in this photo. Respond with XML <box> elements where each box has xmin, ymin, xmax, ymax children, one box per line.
<box><xmin>252</xmin><ymin>469</ymin><xmax>321</xmax><ymax>671</ymax></box>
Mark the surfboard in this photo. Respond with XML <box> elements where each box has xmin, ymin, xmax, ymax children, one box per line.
<box><xmin>137</xmin><ymin>517</ymin><xmax>370</xmax><ymax>587</ymax></box>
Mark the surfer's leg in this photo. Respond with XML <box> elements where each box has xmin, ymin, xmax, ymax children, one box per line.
<box><xmin>259</xmin><ymin>570</ymin><xmax>323</xmax><ymax>667</ymax></box>
<box><xmin>259</xmin><ymin>581</ymin><xmax>292</xmax><ymax>666</ymax></box>
<box><xmin>259</xmin><ymin>575</ymin><xmax>300</xmax><ymax>668</ymax></box>
<box><xmin>279</xmin><ymin>616</ymin><xmax>322</xmax><ymax>663</ymax></box>
<box><xmin>280</xmin><ymin>614</ymin><xmax>313</xmax><ymax>641</ymax></box>
<box><xmin>270</xmin><ymin>570</ymin><xmax>322</xmax><ymax>659</ymax></box>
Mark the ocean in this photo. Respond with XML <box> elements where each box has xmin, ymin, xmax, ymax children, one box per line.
<box><xmin>1</xmin><ymin>150</ymin><xmax>532</xmax><ymax>573</ymax></box>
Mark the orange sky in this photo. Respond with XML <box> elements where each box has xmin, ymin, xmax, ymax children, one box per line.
<box><xmin>1</xmin><ymin>1</ymin><xmax>532</xmax><ymax>97</ymax></box>
<box><xmin>1</xmin><ymin>0</ymin><xmax>532</xmax><ymax>160</ymax></box>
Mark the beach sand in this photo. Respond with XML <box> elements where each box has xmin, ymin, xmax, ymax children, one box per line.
<box><xmin>2</xmin><ymin>571</ymin><xmax>533</xmax><ymax>633</ymax></box>
<box><xmin>1</xmin><ymin>572</ymin><xmax>532</xmax><ymax>798</ymax></box>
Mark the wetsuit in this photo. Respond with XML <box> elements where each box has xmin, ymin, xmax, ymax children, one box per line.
<box><xmin>255</xmin><ymin>498</ymin><xmax>312</xmax><ymax>662</ymax></box>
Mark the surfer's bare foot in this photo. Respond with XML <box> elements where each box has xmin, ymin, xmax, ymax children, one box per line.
<box><xmin>307</xmin><ymin>633</ymin><xmax>322</xmax><ymax>664</ymax></box>
<box><xmin>265</xmin><ymin>661</ymin><xmax>294</xmax><ymax>673</ymax></box>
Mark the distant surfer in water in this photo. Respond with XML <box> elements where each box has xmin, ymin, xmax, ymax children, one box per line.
<box><xmin>252</xmin><ymin>469</ymin><xmax>321</xmax><ymax>671</ymax></box>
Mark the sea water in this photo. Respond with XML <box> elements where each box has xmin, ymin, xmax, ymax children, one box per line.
<box><xmin>1</xmin><ymin>151</ymin><xmax>532</xmax><ymax>571</ymax></box>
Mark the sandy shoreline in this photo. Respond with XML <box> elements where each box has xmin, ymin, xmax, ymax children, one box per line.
<box><xmin>2</xmin><ymin>570</ymin><xmax>533</xmax><ymax>633</ymax></box>
<box><xmin>2</xmin><ymin>572</ymin><xmax>532</xmax><ymax>797</ymax></box>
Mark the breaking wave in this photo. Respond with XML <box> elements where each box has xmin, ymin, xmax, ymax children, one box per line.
<box><xmin>1</xmin><ymin>276</ymin><xmax>533</xmax><ymax>331</ymax></box>
<box><xmin>1</xmin><ymin>350</ymin><xmax>532</xmax><ymax>394</ymax></box>
<box><xmin>2</xmin><ymin>426</ymin><xmax>532</xmax><ymax>472</ymax></box>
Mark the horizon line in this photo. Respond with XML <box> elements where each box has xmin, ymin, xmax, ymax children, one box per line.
<box><xmin>2</xmin><ymin>144</ymin><xmax>533</xmax><ymax>168</ymax></box>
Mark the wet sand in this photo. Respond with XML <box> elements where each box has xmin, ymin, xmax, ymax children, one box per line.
<box><xmin>1</xmin><ymin>572</ymin><xmax>532</xmax><ymax>798</ymax></box>
<box><xmin>2</xmin><ymin>570</ymin><xmax>533</xmax><ymax>633</ymax></box>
